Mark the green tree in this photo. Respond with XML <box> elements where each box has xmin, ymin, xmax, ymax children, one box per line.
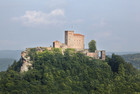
<box><xmin>64</xmin><ymin>48</ymin><xmax>75</xmax><ymax>56</ymax></box>
<box><xmin>108</xmin><ymin>54</ymin><xmax>125</xmax><ymax>73</ymax></box>
<box><xmin>88</xmin><ymin>40</ymin><xmax>97</xmax><ymax>52</ymax></box>
<box><xmin>118</xmin><ymin>63</ymin><xmax>125</xmax><ymax>77</ymax></box>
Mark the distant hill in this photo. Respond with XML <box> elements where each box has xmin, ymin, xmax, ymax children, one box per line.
<box><xmin>0</xmin><ymin>50</ymin><xmax>21</xmax><ymax>60</ymax></box>
<box><xmin>0</xmin><ymin>58</ymin><xmax>15</xmax><ymax>71</ymax></box>
<box><xmin>106</xmin><ymin>52</ymin><xmax>138</xmax><ymax>56</ymax></box>
<box><xmin>0</xmin><ymin>50</ymin><xmax>21</xmax><ymax>72</ymax></box>
<box><xmin>121</xmin><ymin>53</ymin><xmax>140</xmax><ymax>69</ymax></box>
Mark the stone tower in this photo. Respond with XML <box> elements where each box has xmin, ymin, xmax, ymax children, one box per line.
<box><xmin>53</xmin><ymin>41</ymin><xmax>61</xmax><ymax>48</ymax></box>
<box><xmin>65</xmin><ymin>31</ymin><xmax>84</xmax><ymax>50</ymax></box>
<box><xmin>65</xmin><ymin>31</ymin><xmax>74</xmax><ymax>48</ymax></box>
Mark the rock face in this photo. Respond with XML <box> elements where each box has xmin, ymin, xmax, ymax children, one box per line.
<box><xmin>20</xmin><ymin>50</ymin><xmax>32</xmax><ymax>73</ymax></box>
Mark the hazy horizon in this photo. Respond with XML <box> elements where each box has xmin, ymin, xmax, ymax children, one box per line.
<box><xmin>0</xmin><ymin>0</ymin><xmax>140</xmax><ymax>52</ymax></box>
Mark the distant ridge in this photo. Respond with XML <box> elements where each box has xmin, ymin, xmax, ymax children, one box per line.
<box><xmin>0</xmin><ymin>50</ymin><xmax>22</xmax><ymax>71</ymax></box>
<box><xmin>0</xmin><ymin>50</ymin><xmax>22</xmax><ymax>60</ymax></box>
<box><xmin>121</xmin><ymin>53</ymin><xmax>140</xmax><ymax>69</ymax></box>
<box><xmin>0</xmin><ymin>58</ymin><xmax>15</xmax><ymax>71</ymax></box>
<box><xmin>106</xmin><ymin>52</ymin><xmax>139</xmax><ymax>56</ymax></box>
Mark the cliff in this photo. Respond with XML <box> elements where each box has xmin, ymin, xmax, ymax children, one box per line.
<box><xmin>20</xmin><ymin>50</ymin><xmax>32</xmax><ymax>72</ymax></box>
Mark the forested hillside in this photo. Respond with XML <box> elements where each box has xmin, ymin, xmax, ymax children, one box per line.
<box><xmin>0</xmin><ymin>49</ymin><xmax>140</xmax><ymax>94</ymax></box>
<box><xmin>121</xmin><ymin>53</ymin><xmax>140</xmax><ymax>69</ymax></box>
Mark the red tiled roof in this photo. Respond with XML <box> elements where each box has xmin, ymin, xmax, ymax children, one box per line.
<box><xmin>53</xmin><ymin>40</ymin><xmax>60</xmax><ymax>42</ymax></box>
<box><xmin>74</xmin><ymin>34</ymin><xmax>84</xmax><ymax>36</ymax></box>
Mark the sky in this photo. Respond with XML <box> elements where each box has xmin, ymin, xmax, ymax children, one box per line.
<box><xmin>0</xmin><ymin>0</ymin><xmax>140</xmax><ymax>52</ymax></box>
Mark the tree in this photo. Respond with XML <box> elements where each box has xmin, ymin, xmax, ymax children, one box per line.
<box><xmin>64</xmin><ymin>48</ymin><xmax>75</xmax><ymax>56</ymax></box>
<box><xmin>108</xmin><ymin>54</ymin><xmax>125</xmax><ymax>73</ymax></box>
<box><xmin>118</xmin><ymin>63</ymin><xmax>125</xmax><ymax>77</ymax></box>
<box><xmin>88</xmin><ymin>40</ymin><xmax>97</xmax><ymax>52</ymax></box>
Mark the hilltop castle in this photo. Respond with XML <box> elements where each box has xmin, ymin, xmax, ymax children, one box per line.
<box><xmin>20</xmin><ymin>30</ymin><xmax>106</xmax><ymax>72</ymax></box>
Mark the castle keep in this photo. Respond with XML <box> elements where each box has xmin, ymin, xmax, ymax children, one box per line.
<box><xmin>53</xmin><ymin>31</ymin><xmax>84</xmax><ymax>50</ymax></box>
<box><xmin>65</xmin><ymin>31</ymin><xmax>84</xmax><ymax>49</ymax></box>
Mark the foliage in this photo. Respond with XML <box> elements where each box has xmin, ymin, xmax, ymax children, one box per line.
<box><xmin>28</xmin><ymin>48</ymin><xmax>38</xmax><ymax>61</ymax></box>
<box><xmin>0</xmin><ymin>50</ymin><xmax>140</xmax><ymax>94</ymax></box>
<box><xmin>88</xmin><ymin>40</ymin><xmax>97</xmax><ymax>52</ymax></box>
<box><xmin>64</xmin><ymin>48</ymin><xmax>75</xmax><ymax>56</ymax></box>
<box><xmin>108</xmin><ymin>54</ymin><xmax>125</xmax><ymax>73</ymax></box>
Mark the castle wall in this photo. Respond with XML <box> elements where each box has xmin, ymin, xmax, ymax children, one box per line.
<box><xmin>73</xmin><ymin>34</ymin><xmax>84</xmax><ymax>49</ymax></box>
<box><xmin>86</xmin><ymin>50</ymin><xmax>106</xmax><ymax>60</ymax></box>
<box><xmin>86</xmin><ymin>52</ymin><xmax>99</xmax><ymax>59</ymax></box>
<box><xmin>46</xmin><ymin>47</ymin><xmax>52</xmax><ymax>51</ymax></box>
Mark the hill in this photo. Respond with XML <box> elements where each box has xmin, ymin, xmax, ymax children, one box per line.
<box><xmin>121</xmin><ymin>53</ymin><xmax>140</xmax><ymax>69</ymax></box>
<box><xmin>0</xmin><ymin>48</ymin><xmax>140</xmax><ymax>94</ymax></box>
<box><xmin>106</xmin><ymin>52</ymin><xmax>138</xmax><ymax>56</ymax></box>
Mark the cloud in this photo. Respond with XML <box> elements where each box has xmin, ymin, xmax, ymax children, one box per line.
<box><xmin>12</xmin><ymin>9</ymin><xmax>65</xmax><ymax>26</ymax></box>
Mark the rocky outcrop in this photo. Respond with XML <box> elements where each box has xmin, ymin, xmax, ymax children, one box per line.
<box><xmin>20</xmin><ymin>47</ymin><xmax>52</xmax><ymax>73</ymax></box>
<box><xmin>20</xmin><ymin>50</ymin><xmax>32</xmax><ymax>73</ymax></box>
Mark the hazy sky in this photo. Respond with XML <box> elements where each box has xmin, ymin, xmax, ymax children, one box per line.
<box><xmin>0</xmin><ymin>0</ymin><xmax>140</xmax><ymax>52</ymax></box>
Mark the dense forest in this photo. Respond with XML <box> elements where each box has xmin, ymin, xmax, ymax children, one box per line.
<box><xmin>0</xmin><ymin>48</ymin><xmax>140</xmax><ymax>94</ymax></box>
<box><xmin>122</xmin><ymin>53</ymin><xmax>140</xmax><ymax>69</ymax></box>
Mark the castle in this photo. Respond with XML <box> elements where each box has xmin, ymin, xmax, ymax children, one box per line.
<box><xmin>53</xmin><ymin>31</ymin><xmax>106</xmax><ymax>60</ymax></box>
<box><xmin>20</xmin><ymin>30</ymin><xmax>106</xmax><ymax>72</ymax></box>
